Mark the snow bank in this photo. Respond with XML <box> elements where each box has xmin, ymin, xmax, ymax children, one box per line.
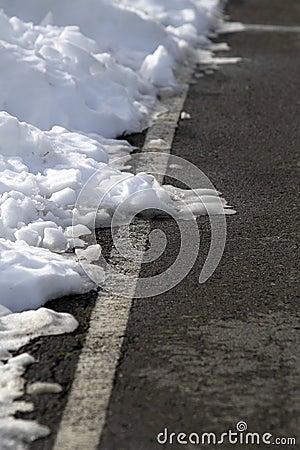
<box><xmin>0</xmin><ymin>0</ymin><xmax>179</xmax><ymax>71</ymax></box>
<box><xmin>118</xmin><ymin>0</ymin><xmax>222</xmax><ymax>44</ymax></box>
<box><xmin>0</xmin><ymin>0</ymin><xmax>228</xmax><ymax>96</ymax></box>
<box><xmin>0</xmin><ymin>11</ymin><xmax>156</xmax><ymax>136</ymax></box>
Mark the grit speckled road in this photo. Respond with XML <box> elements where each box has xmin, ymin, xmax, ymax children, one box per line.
<box><xmin>17</xmin><ymin>0</ymin><xmax>299</xmax><ymax>449</ymax></box>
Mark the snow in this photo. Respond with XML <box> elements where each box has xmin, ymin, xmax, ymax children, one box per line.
<box><xmin>140</xmin><ymin>45</ymin><xmax>178</xmax><ymax>89</ymax></box>
<box><xmin>76</xmin><ymin>245</ymin><xmax>102</xmax><ymax>263</ymax></box>
<box><xmin>0</xmin><ymin>11</ymin><xmax>156</xmax><ymax>136</ymax></box>
<box><xmin>0</xmin><ymin>308</ymin><xmax>78</xmax><ymax>449</ymax></box>
<box><xmin>0</xmin><ymin>0</ymin><xmax>179</xmax><ymax>71</ymax></box>
<box><xmin>0</xmin><ymin>239</ymin><xmax>92</xmax><ymax>312</ymax></box>
<box><xmin>0</xmin><ymin>0</ymin><xmax>236</xmax><ymax>447</ymax></box>
<box><xmin>180</xmin><ymin>111</ymin><xmax>192</xmax><ymax>120</ymax></box>
<box><xmin>26</xmin><ymin>382</ymin><xmax>63</xmax><ymax>395</ymax></box>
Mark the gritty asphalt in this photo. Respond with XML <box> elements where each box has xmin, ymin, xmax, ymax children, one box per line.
<box><xmin>16</xmin><ymin>0</ymin><xmax>299</xmax><ymax>449</ymax></box>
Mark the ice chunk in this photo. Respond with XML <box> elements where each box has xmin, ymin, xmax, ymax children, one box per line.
<box><xmin>64</xmin><ymin>224</ymin><xmax>92</xmax><ymax>238</ymax></box>
<box><xmin>15</xmin><ymin>227</ymin><xmax>41</xmax><ymax>247</ymax></box>
<box><xmin>42</xmin><ymin>227</ymin><xmax>69</xmax><ymax>253</ymax></box>
<box><xmin>50</xmin><ymin>188</ymin><xmax>77</xmax><ymax>206</ymax></box>
<box><xmin>76</xmin><ymin>244</ymin><xmax>102</xmax><ymax>262</ymax></box>
<box><xmin>140</xmin><ymin>45</ymin><xmax>178</xmax><ymax>89</ymax></box>
<box><xmin>180</xmin><ymin>111</ymin><xmax>191</xmax><ymax>120</ymax></box>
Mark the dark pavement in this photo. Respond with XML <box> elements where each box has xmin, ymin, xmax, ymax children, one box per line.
<box><xmin>99</xmin><ymin>0</ymin><xmax>300</xmax><ymax>448</ymax></box>
<box><xmin>18</xmin><ymin>0</ymin><xmax>299</xmax><ymax>449</ymax></box>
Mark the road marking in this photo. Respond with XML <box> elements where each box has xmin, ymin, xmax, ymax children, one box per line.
<box><xmin>52</xmin><ymin>71</ymin><xmax>191</xmax><ymax>450</ymax></box>
<box><xmin>243</xmin><ymin>24</ymin><xmax>300</xmax><ymax>33</ymax></box>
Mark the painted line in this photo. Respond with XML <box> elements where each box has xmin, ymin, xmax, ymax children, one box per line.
<box><xmin>52</xmin><ymin>70</ymin><xmax>192</xmax><ymax>450</ymax></box>
<box><xmin>242</xmin><ymin>24</ymin><xmax>300</xmax><ymax>33</ymax></box>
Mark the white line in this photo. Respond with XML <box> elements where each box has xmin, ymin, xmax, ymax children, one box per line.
<box><xmin>243</xmin><ymin>24</ymin><xmax>300</xmax><ymax>33</ymax></box>
<box><xmin>52</xmin><ymin>70</ymin><xmax>191</xmax><ymax>450</ymax></box>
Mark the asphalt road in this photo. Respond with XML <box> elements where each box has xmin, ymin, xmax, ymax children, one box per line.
<box><xmin>17</xmin><ymin>0</ymin><xmax>299</xmax><ymax>449</ymax></box>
